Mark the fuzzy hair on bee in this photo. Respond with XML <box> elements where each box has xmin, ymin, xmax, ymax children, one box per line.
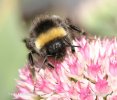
<box><xmin>23</xmin><ymin>15</ymin><xmax>85</xmax><ymax>71</ymax></box>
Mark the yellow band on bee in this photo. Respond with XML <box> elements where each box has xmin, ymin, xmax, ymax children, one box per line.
<box><xmin>35</xmin><ymin>27</ymin><xmax>67</xmax><ymax>49</ymax></box>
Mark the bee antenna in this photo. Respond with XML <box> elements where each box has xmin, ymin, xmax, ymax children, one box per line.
<box><xmin>72</xmin><ymin>45</ymin><xmax>81</xmax><ymax>48</ymax></box>
<box><xmin>64</xmin><ymin>38</ymin><xmax>81</xmax><ymax>48</ymax></box>
<box><xmin>65</xmin><ymin>44</ymin><xmax>81</xmax><ymax>48</ymax></box>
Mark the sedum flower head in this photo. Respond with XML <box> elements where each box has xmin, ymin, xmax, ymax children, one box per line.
<box><xmin>14</xmin><ymin>37</ymin><xmax>117</xmax><ymax>100</ymax></box>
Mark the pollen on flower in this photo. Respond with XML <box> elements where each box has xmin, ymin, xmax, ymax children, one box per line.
<box><xmin>14</xmin><ymin>37</ymin><xmax>117</xmax><ymax>100</ymax></box>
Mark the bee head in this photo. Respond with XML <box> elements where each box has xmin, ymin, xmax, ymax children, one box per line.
<box><xmin>45</xmin><ymin>38</ymin><xmax>66</xmax><ymax>58</ymax></box>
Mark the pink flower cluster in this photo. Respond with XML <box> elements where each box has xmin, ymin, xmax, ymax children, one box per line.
<box><xmin>14</xmin><ymin>37</ymin><xmax>117</xmax><ymax>100</ymax></box>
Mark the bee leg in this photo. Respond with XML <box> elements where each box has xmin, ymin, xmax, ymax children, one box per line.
<box><xmin>47</xmin><ymin>62</ymin><xmax>54</xmax><ymax>68</ymax></box>
<box><xmin>46</xmin><ymin>55</ymin><xmax>55</xmax><ymax>68</ymax></box>
<box><xmin>28</xmin><ymin>52</ymin><xmax>36</xmax><ymax>76</ymax></box>
<box><xmin>64</xmin><ymin>38</ymin><xmax>81</xmax><ymax>53</ymax></box>
<box><xmin>38</xmin><ymin>55</ymin><xmax>54</xmax><ymax>72</ymax></box>
<box><xmin>37</xmin><ymin>56</ymin><xmax>47</xmax><ymax>72</ymax></box>
<box><xmin>64</xmin><ymin>38</ymin><xmax>74</xmax><ymax>52</ymax></box>
<box><xmin>44</xmin><ymin>57</ymin><xmax>55</xmax><ymax>68</ymax></box>
<box><xmin>28</xmin><ymin>52</ymin><xmax>34</xmax><ymax>66</ymax></box>
<box><xmin>28</xmin><ymin>52</ymin><xmax>36</xmax><ymax>93</ymax></box>
<box><xmin>71</xmin><ymin>46</ymin><xmax>75</xmax><ymax>53</ymax></box>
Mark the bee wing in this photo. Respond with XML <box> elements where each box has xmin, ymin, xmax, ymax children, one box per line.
<box><xmin>32</xmin><ymin>53</ymin><xmax>46</xmax><ymax>69</ymax></box>
<box><xmin>65</xmin><ymin>18</ymin><xmax>88</xmax><ymax>39</ymax></box>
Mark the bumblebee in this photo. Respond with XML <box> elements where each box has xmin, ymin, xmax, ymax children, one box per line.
<box><xmin>24</xmin><ymin>15</ymin><xmax>85</xmax><ymax>70</ymax></box>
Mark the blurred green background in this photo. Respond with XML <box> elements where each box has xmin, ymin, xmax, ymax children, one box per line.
<box><xmin>0</xmin><ymin>0</ymin><xmax>117</xmax><ymax>99</ymax></box>
<box><xmin>0</xmin><ymin>0</ymin><xmax>27</xmax><ymax>100</ymax></box>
